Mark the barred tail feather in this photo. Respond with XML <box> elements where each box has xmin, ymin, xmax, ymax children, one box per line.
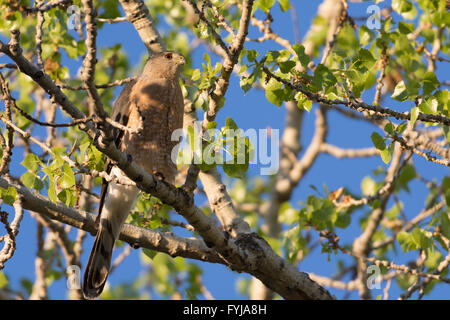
<box><xmin>83</xmin><ymin>220</ymin><xmax>116</xmax><ymax>299</ymax></box>
<box><xmin>83</xmin><ymin>167</ymin><xmax>139</xmax><ymax>299</ymax></box>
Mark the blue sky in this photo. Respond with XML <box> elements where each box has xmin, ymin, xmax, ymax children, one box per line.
<box><xmin>1</xmin><ymin>0</ymin><xmax>449</xmax><ymax>299</ymax></box>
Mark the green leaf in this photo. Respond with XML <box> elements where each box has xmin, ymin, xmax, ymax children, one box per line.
<box><xmin>0</xmin><ymin>187</ymin><xmax>17</xmax><ymax>205</ymax></box>
<box><xmin>191</xmin><ymin>69</ymin><xmax>201</xmax><ymax>81</ymax></box>
<box><xmin>361</xmin><ymin>176</ymin><xmax>376</xmax><ymax>196</ymax></box>
<box><xmin>225</xmin><ymin>117</ymin><xmax>238</xmax><ymax>130</ymax></box>
<box><xmin>402</xmin><ymin>5</ymin><xmax>417</xmax><ymax>20</ymax></box>
<box><xmin>391</xmin><ymin>81</ymin><xmax>408</xmax><ymax>101</ymax></box>
<box><xmin>223</xmin><ymin>162</ymin><xmax>246</xmax><ymax>179</ymax></box>
<box><xmin>278</xmin><ymin>0</ymin><xmax>291</xmax><ymax>12</ymax></box>
<box><xmin>78</xmin><ymin>141</ymin><xmax>90</xmax><ymax>163</ymax></box>
<box><xmin>418</xmin><ymin>98</ymin><xmax>438</xmax><ymax>114</ymax></box>
<box><xmin>425</xmin><ymin>250</ymin><xmax>443</xmax><ymax>270</ymax></box>
<box><xmin>4</xmin><ymin>10</ymin><xmax>22</xmax><ymax>29</ymax></box>
<box><xmin>264</xmin><ymin>78</ymin><xmax>285</xmax><ymax>106</ymax></box>
<box><xmin>279</xmin><ymin>60</ymin><xmax>296</xmax><ymax>73</ymax></box>
<box><xmin>398</xmin><ymin>21</ymin><xmax>415</xmax><ymax>34</ymax></box>
<box><xmin>353</xmin><ymin>48</ymin><xmax>376</xmax><ymax>71</ymax></box>
<box><xmin>311</xmin><ymin>64</ymin><xmax>337</xmax><ymax>92</ymax></box>
<box><xmin>21</xmin><ymin>172</ymin><xmax>44</xmax><ymax>190</ymax></box>
<box><xmin>410</xmin><ymin>106</ymin><xmax>419</xmax><ymax>126</ymax></box>
<box><xmin>443</xmin><ymin>177</ymin><xmax>450</xmax><ymax>207</ymax></box>
<box><xmin>265</xmin><ymin>50</ymin><xmax>281</xmax><ymax>62</ymax></box>
<box><xmin>420</xmin><ymin>28</ymin><xmax>435</xmax><ymax>42</ymax></box>
<box><xmin>57</xmin><ymin>189</ymin><xmax>75</xmax><ymax>206</ymax></box>
<box><xmin>187</xmin><ymin>125</ymin><xmax>196</xmax><ymax>155</ymax></box>
<box><xmin>206</xmin><ymin>121</ymin><xmax>217</xmax><ymax>130</ymax></box>
<box><xmin>335</xmin><ymin>212</ymin><xmax>351</xmax><ymax>229</ymax></box>
<box><xmin>439</xmin><ymin>211</ymin><xmax>450</xmax><ymax>239</ymax></box>
<box><xmin>396</xmin><ymin>122</ymin><xmax>407</xmax><ymax>134</ymax></box>
<box><xmin>292</xmin><ymin>44</ymin><xmax>310</xmax><ymax>67</ymax></box>
<box><xmin>422</xmin><ymin>72</ymin><xmax>439</xmax><ymax>95</ymax></box>
<box><xmin>384</xmin><ymin>122</ymin><xmax>395</xmax><ymax>135</ymax></box>
<box><xmin>77</xmin><ymin>41</ymin><xmax>86</xmax><ymax>57</ymax></box>
<box><xmin>397</xmin><ymin>164</ymin><xmax>416</xmax><ymax>192</ymax></box>
<box><xmin>60</xmin><ymin>35</ymin><xmax>80</xmax><ymax>59</ymax></box>
<box><xmin>279</xmin><ymin>203</ymin><xmax>299</xmax><ymax>225</ymax></box>
<box><xmin>246</xmin><ymin>49</ymin><xmax>258</xmax><ymax>62</ymax></box>
<box><xmin>430</xmin><ymin>8</ymin><xmax>447</xmax><ymax>26</ymax></box>
<box><xmin>48</xmin><ymin>178</ymin><xmax>58</xmax><ymax>203</ymax></box>
<box><xmin>266</xmin><ymin>88</ymin><xmax>286</xmax><ymax>107</ymax></box>
<box><xmin>295</xmin><ymin>92</ymin><xmax>312</xmax><ymax>111</ymax></box>
<box><xmin>380</xmin><ymin>142</ymin><xmax>394</xmax><ymax>164</ymax></box>
<box><xmin>142</xmin><ymin>248</ymin><xmax>158</xmax><ymax>260</ymax></box>
<box><xmin>258</xmin><ymin>0</ymin><xmax>275</xmax><ymax>13</ymax></box>
<box><xmin>359</xmin><ymin>25</ymin><xmax>375</xmax><ymax>46</ymax></box>
<box><xmin>411</xmin><ymin>228</ymin><xmax>433</xmax><ymax>249</ymax></box>
<box><xmin>148</xmin><ymin>215</ymin><xmax>162</xmax><ymax>229</ymax></box>
<box><xmin>59</xmin><ymin>163</ymin><xmax>75</xmax><ymax>189</ymax></box>
<box><xmin>223</xmin><ymin>137</ymin><xmax>252</xmax><ymax>179</ymax></box>
<box><xmin>203</xmin><ymin>52</ymin><xmax>211</xmax><ymax>66</ymax></box>
<box><xmin>240</xmin><ymin>73</ymin><xmax>256</xmax><ymax>93</ymax></box>
<box><xmin>311</xmin><ymin>204</ymin><xmax>336</xmax><ymax>228</ymax></box>
<box><xmin>0</xmin><ymin>272</ymin><xmax>8</xmax><ymax>289</ymax></box>
<box><xmin>87</xmin><ymin>144</ymin><xmax>104</xmax><ymax>171</ymax></box>
<box><xmin>397</xmin><ymin>231</ymin><xmax>414</xmax><ymax>252</ymax></box>
<box><xmin>20</xmin><ymin>153</ymin><xmax>42</xmax><ymax>172</ymax></box>
<box><xmin>371</xmin><ymin>132</ymin><xmax>386</xmax><ymax>150</ymax></box>
<box><xmin>407</xmin><ymin>80</ymin><xmax>420</xmax><ymax>98</ymax></box>
<box><xmin>392</xmin><ymin>0</ymin><xmax>415</xmax><ymax>17</ymax></box>
<box><xmin>283</xmin><ymin>225</ymin><xmax>305</xmax><ymax>263</ymax></box>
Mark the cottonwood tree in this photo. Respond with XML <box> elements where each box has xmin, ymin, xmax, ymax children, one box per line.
<box><xmin>0</xmin><ymin>0</ymin><xmax>448</xmax><ymax>300</ymax></box>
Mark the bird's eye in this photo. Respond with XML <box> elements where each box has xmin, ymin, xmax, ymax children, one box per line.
<box><xmin>164</xmin><ymin>53</ymin><xmax>173</xmax><ymax>60</ymax></box>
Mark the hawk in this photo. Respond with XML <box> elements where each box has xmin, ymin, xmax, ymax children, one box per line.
<box><xmin>83</xmin><ymin>51</ymin><xmax>186</xmax><ymax>299</ymax></box>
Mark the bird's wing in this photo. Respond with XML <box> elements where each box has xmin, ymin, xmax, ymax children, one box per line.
<box><xmin>97</xmin><ymin>79</ymin><xmax>137</xmax><ymax>218</ymax></box>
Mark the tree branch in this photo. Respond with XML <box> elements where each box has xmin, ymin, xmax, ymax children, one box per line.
<box><xmin>262</xmin><ymin>66</ymin><xmax>450</xmax><ymax>126</ymax></box>
<box><xmin>0</xmin><ymin>176</ymin><xmax>224</xmax><ymax>265</ymax></box>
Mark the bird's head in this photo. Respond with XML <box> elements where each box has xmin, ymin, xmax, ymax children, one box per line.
<box><xmin>142</xmin><ymin>51</ymin><xmax>186</xmax><ymax>79</ymax></box>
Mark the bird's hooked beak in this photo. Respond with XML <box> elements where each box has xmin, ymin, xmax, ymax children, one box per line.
<box><xmin>177</xmin><ymin>55</ymin><xmax>186</xmax><ymax>66</ymax></box>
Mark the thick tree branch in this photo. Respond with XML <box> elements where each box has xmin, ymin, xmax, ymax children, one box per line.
<box><xmin>0</xmin><ymin>176</ymin><xmax>224</xmax><ymax>265</ymax></box>
<box><xmin>352</xmin><ymin>146</ymin><xmax>408</xmax><ymax>299</ymax></box>
<box><xmin>118</xmin><ymin>0</ymin><xmax>165</xmax><ymax>54</ymax></box>
<box><xmin>81</xmin><ymin>0</ymin><xmax>107</xmax><ymax>119</ymax></box>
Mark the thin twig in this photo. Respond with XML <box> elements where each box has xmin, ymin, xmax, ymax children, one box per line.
<box><xmin>59</xmin><ymin>76</ymin><xmax>136</xmax><ymax>90</ymax></box>
<box><xmin>319</xmin><ymin>0</ymin><xmax>347</xmax><ymax>66</ymax></box>
<box><xmin>391</xmin><ymin>133</ymin><xmax>449</xmax><ymax>167</ymax></box>
<box><xmin>13</xmin><ymin>101</ymin><xmax>94</xmax><ymax>127</ymax></box>
<box><xmin>0</xmin><ymin>73</ymin><xmax>15</xmax><ymax>176</ymax></box>
<box><xmin>97</xmin><ymin>16</ymin><xmax>128</xmax><ymax>23</ymax></box>
<box><xmin>373</xmin><ymin>44</ymin><xmax>388</xmax><ymax>106</ymax></box>
<box><xmin>262</xmin><ymin>65</ymin><xmax>450</xmax><ymax>126</ymax></box>
<box><xmin>161</xmin><ymin>217</ymin><xmax>195</xmax><ymax>231</ymax></box>
<box><xmin>183</xmin><ymin>0</ymin><xmax>232</xmax><ymax>58</ymax></box>
<box><xmin>0</xmin><ymin>200</ymin><xmax>25</xmax><ymax>269</ymax></box>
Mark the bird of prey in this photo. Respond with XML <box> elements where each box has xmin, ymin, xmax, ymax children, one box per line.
<box><xmin>83</xmin><ymin>51</ymin><xmax>186</xmax><ymax>299</ymax></box>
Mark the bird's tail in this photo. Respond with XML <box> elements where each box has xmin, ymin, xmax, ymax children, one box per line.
<box><xmin>83</xmin><ymin>218</ymin><xmax>116</xmax><ymax>299</ymax></box>
<box><xmin>82</xmin><ymin>168</ymin><xmax>139</xmax><ymax>299</ymax></box>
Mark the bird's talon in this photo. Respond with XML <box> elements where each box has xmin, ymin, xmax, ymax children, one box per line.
<box><xmin>153</xmin><ymin>171</ymin><xmax>165</xmax><ymax>181</ymax></box>
<box><xmin>130</xmin><ymin>242</ymin><xmax>140</xmax><ymax>249</ymax></box>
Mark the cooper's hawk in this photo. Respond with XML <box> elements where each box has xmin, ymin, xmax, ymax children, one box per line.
<box><xmin>83</xmin><ymin>51</ymin><xmax>185</xmax><ymax>299</ymax></box>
